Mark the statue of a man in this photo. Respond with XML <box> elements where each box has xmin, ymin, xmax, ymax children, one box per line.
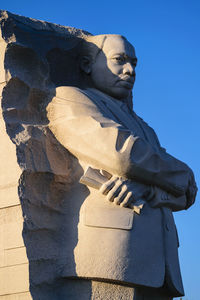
<box><xmin>47</xmin><ymin>34</ymin><xmax>197</xmax><ymax>299</ymax></box>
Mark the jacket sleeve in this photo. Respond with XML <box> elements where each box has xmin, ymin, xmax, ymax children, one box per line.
<box><xmin>47</xmin><ymin>87</ymin><xmax>196</xmax><ymax>198</ymax></box>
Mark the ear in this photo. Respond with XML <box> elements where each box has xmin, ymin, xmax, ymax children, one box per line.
<box><xmin>80</xmin><ymin>55</ymin><xmax>92</xmax><ymax>74</ymax></box>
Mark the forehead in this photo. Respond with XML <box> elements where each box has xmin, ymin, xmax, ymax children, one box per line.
<box><xmin>102</xmin><ymin>36</ymin><xmax>136</xmax><ymax>58</ymax></box>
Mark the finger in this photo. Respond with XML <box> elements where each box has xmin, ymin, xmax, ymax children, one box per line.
<box><xmin>99</xmin><ymin>176</ymin><xmax>118</xmax><ymax>195</ymax></box>
<box><xmin>120</xmin><ymin>191</ymin><xmax>134</xmax><ymax>207</ymax></box>
<box><xmin>113</xmin><ymin>184</ymin><xmax>128</xmax><ymax>205</ymax></box>
<box><xmin>100</xmin><ymin>170</ymin><xmax>112</xmax><ymax>180</ymax></box>
<box><xmin>106</xmin><ymin>179</ymin><xmax>123</xmax><ymax>202</ymax></box>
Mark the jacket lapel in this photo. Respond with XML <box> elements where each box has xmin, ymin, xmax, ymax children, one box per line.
<box><xmin>84</xmin><ymin>88</ymin><xmax>147</xmax><ymax>140</ymax></box>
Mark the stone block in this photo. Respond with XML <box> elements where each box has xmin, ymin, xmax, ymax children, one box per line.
<box><xmin>0</xmin><ymin>206</ymin><xmax>24</xmax><ymax>257</ymax></box>
<box><xmin>0</xmin><ymin>292</ymin><xmax>32</xmax><ymax>300</ymax></box>
<box><xmin>0</xmin><ymin>205</ymin><xmax>23</xmax><ymax>225</ymax></box>
<box><xmin>0</xmin><ymin>226</ymin><xmax>4</xmax><ymax>268</ymax></box>
<box><xmin>0</xmin><ymin>225</ymin><xmax>3</xmax><ymax>250</ymax></box>
<box><xmin>0</xmin><ymin>251</ymin><xmax>4</xmax><ymax>268</ymax></box>
<box><xmin>4</xmin><ymin>247</ymin><xmax>28</xmax><ymax>267</ymax></box>
<box><xmin>0</xmin><ymin>184</ymin><xmax>20</xmax><ymax>209</ymax></box>
<box><xmin>0</xmin><ymin>264</ymin><xmax>29</xmax><ymax>295</ymax></box>
<box><xmin>6</xmin><ymin>248</ymin><xmax>27</xmax><ymax>267</ymax></box>
<box><xmin>0</xmin><ymin>82</ymin><xmax>6</xmax><ymax>97</ymax></box>
<box><xmin>3</xmin><ymin>221</ymin><xmax>24</xmax><ymax>250</ymax></box>
<box><xmin>0</xmin><ymin>116</ymin><xmax>21</xmax><ymax>188</ymax></box>
<box><xmin>0</xmin><ymin>221</ymin><xmax>4</xmax><ymax>267</ymax></box>
<box><xmin>0</xmin><ymin>42</ymin><xmax>6</xmax><ymax>83</ymax></box>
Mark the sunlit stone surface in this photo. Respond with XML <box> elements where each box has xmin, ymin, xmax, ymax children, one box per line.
<box><xmin>0</xmin><ymin>10</ymin><xmax>197</xmax><ymax>300</ymax></box>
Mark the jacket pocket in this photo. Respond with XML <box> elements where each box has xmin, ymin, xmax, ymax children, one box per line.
<box><xmin>83</xmin><ymin>202</ymin><xmax>134</xmax><ymax>230</ymax></box>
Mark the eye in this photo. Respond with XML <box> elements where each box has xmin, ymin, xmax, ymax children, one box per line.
<box><xmin>112</xmin><ymin>56</ymin><xmax>125</xmax><ymax>63</ymax></box>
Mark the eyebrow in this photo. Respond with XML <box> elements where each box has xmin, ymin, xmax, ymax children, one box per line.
<box><xmin>111</xmin><ymin>52</ymin><xmax>137</xmax><ymax>60</ymax></box>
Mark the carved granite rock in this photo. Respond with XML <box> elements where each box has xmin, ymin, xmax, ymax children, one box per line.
<box><xmin>0</xmin><ymin>10</ymin><xmax>137</xmax><ymax>300</ymax></box>
<box><xmin>0</xmin><ymin>10</ymin><xmax>92</xmax><ymax>299</ymax></box>
<box><xmin>0</xmin><ymin>10</ymin><xmax>197</xmax><ymax>300</ymax></box>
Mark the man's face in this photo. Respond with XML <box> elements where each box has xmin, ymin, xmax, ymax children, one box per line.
<box><xmin>90</xmin><ymin>36</ymin><xmax>137</xmax><ymax>100</ymax></box>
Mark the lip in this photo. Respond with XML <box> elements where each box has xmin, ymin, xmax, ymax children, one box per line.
<box><xmin>118</xmin><ymin>79</ymin><xmax>134</xmax><ymax>89</ymax></box>
<box><xmin>120</xmin><ymin>75</ymin><xmax>135</xmax><ymax>83</ymax></box>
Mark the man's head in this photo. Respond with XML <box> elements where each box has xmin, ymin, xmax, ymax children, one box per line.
<box><xmin>80</xmin><ymin>34</ymin><xmax>137</xmax><ymax>100</ymax></box>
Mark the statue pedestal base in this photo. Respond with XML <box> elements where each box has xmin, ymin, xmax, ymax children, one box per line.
<box><xmin>30</xmin><ymin>279</ymin><xmax>173</xmax><ymax>300</ymax></box>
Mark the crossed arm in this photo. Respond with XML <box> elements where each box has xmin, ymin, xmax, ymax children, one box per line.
<box><xmin>47</xmin><ymin>87</ymin><xmax>197</xmax><ymax>210</ymax></box>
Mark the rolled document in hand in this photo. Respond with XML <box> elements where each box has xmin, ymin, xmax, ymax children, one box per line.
<box><xmin>80</xmin><ymin>166</ymin><xmax>145</xmax><ymax>214</ymax></box>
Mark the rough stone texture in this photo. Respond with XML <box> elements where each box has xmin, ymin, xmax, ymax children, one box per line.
<box><xmin>0</xmin><ymin>10</ymin><xmax>138</xmax><ymax>300</ymax></box>
<box><xmin>0</xmin><ymin>10</ymin><xmax>197</xmax><ymax>300</ymax></box>
<box><xmin>0</xmin><ymin>10</ymin><xmax>91</xmax><ymax>299</ymax></box>
<box><xmin>0</xmin><ymin>20</ymin><xmax>29</xmax><ymax>297</ymax></box>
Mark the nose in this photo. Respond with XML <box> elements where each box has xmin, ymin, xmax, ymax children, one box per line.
<box><xmin>123</xmin><ymin>62</ymin><xmax>135</xmax><ymax>76</ymax></box>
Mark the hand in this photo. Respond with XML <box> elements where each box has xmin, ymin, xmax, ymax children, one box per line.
<box><xmin>99</xmin><ymin>176</ymin><xmax>154</xmax><ymax>208</ymax></box>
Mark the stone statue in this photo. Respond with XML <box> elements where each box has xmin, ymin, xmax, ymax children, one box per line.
<box><xmin>47</xmin><ymin>34</ymin><xmax>197</xmax><ymax>299</ymax></box>
<box><xmin>0</xmin><ymin>11</ymin><xmax>197</xmax><ymax>300</ymax></box>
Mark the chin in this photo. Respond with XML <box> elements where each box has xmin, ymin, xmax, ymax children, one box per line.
<box><xmin>109</xmin><ymin>88</ymin><xmax>131</xmax><ymax>100</ymax></box>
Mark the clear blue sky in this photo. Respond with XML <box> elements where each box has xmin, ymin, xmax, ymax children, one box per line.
<box><xmin>1</xmin><ymin>1</ymin><xmax>200</xmax><ymax>299</ymax></box>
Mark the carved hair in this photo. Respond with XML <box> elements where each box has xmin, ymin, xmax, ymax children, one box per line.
<box><xmin>80</xmin><ymin>34</ymin><xmax>127</xmax><ymax>63</ymax></box>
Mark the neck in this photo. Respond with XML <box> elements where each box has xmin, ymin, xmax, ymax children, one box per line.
<box><xmin>86</xmin><ymin>87</ymin><xmax>133</xmax><ymax>110</ymax></box>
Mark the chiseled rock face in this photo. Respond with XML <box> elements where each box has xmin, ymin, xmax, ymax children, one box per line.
<box><xmin>0</xmin><ymin>12</ymin><xmax>136</xmax><ymax>299</ymax></box>
<box><xmin>0</xmin><ymin>10</ymin><xmax>92</xmax><ymax>299</ymax></box>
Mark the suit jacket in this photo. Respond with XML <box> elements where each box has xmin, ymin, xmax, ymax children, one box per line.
<box><xmin>47</xmin><ymin>86</ymin><xmax>193</xmax><ymax>296</ymax></box>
